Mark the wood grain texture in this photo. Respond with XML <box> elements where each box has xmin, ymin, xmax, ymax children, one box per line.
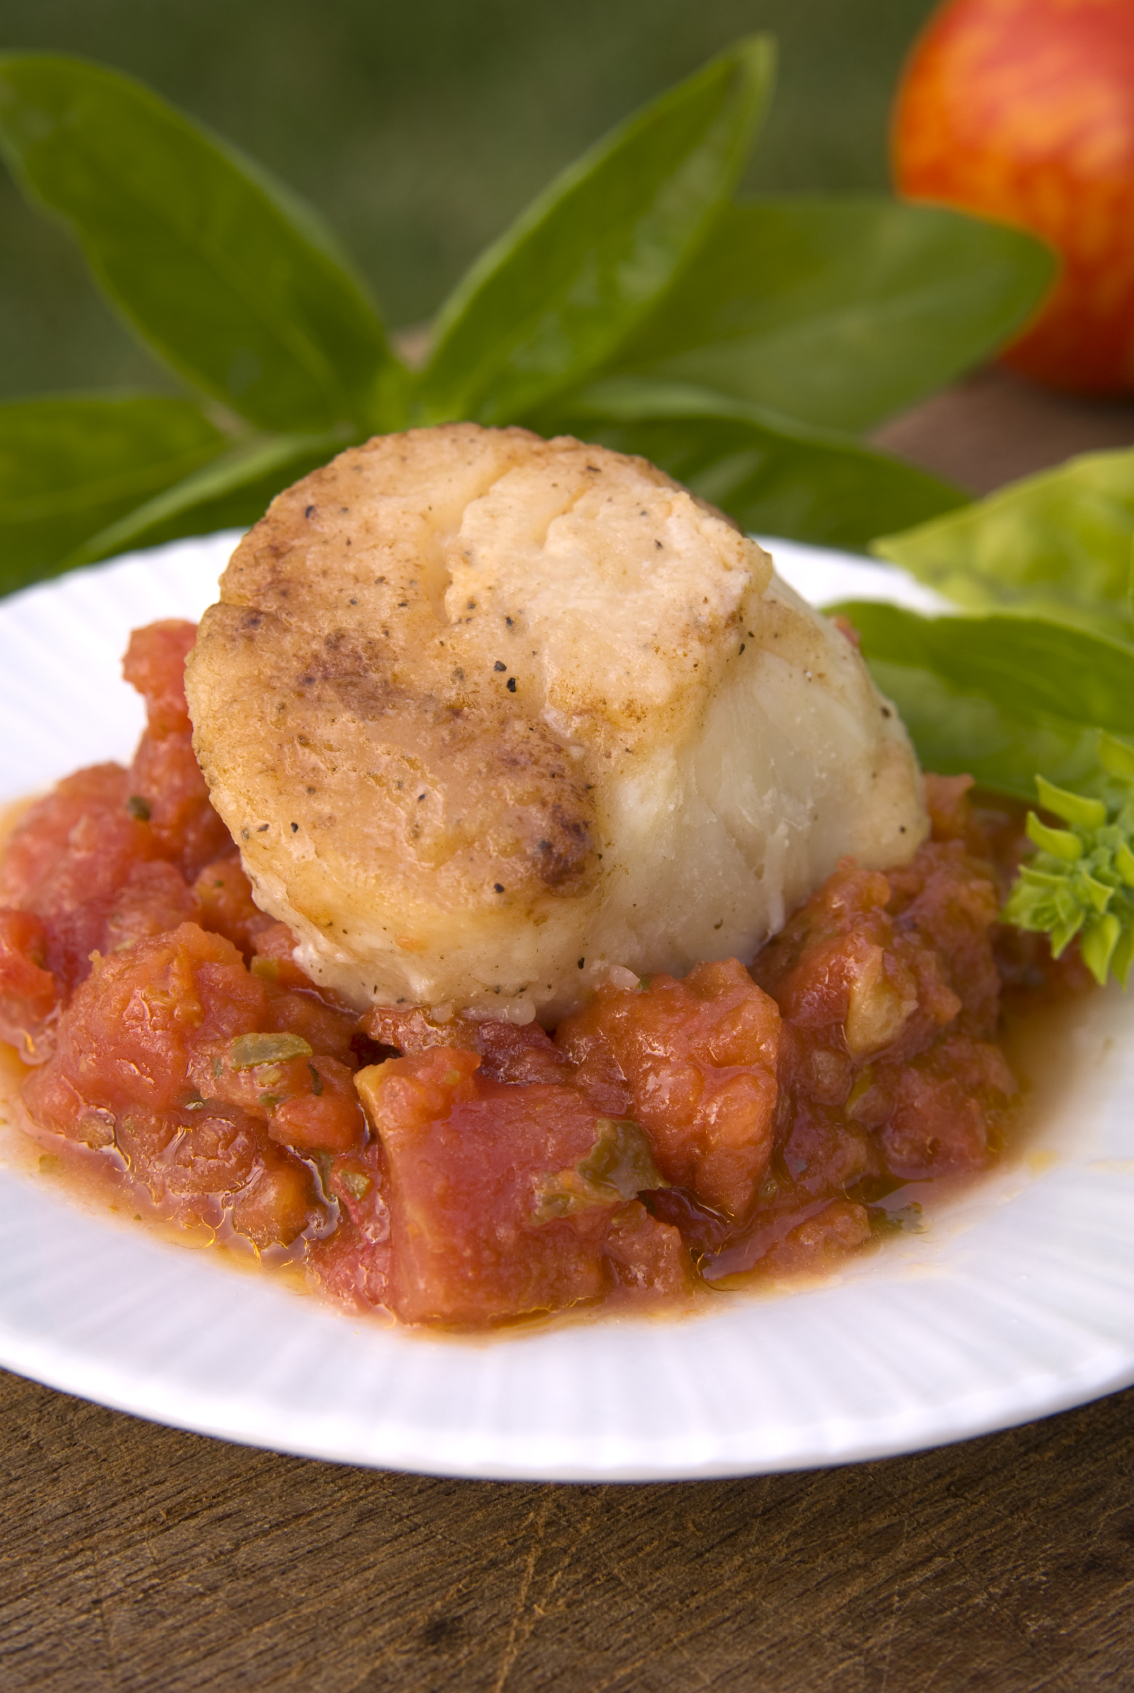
<box><xmin>0</xmin><ymin>1370</ymin><xmax>1131</xmax><ymax>1691</ymax></box>
<box><xmin>3</xmin><ymin>377</ymin><xmax>1134</xmax><ymax>1691</ymax></box>
<box><xmin>872</xmin><ymin>366</ymin><xmax>1134</xmax><ymax>495</ymax></box>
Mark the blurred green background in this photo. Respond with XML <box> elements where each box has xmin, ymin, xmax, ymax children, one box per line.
<box><xmin>0</xmin><ymin>0</ymin><xmax>937</xmax><ymax>401</ymax></box>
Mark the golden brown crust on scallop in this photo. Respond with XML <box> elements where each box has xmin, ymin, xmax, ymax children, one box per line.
<box><xmin>187</xmin><ymin>424</ymin><xmax>926</xmax><ymax>1018</ymax></box>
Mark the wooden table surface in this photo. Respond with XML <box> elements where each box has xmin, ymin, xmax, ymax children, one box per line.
<box><xmin>4</xmin><ymin>369</ymin><xmax>1134</xmax><ymax>1693</ymax></box>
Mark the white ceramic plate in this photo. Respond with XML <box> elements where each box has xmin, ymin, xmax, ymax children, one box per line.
<box><xmin>1</xmin><ymin>534</ymin><xmax>1132</xmax><ymax>1483</ymax></box>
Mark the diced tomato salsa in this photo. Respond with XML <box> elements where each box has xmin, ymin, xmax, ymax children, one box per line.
<box><xmin>0</xmin><ymin>622</ymin><xmax>1089</xmax><ymax>1329</ymax></box>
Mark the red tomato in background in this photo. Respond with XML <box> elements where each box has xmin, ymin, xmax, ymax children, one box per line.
<box><xmin>893</xmin><ymin>0</ymin><xmax>1134</xmax><ymax>396</ymax></box>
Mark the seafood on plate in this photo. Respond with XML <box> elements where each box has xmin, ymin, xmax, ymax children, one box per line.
<box><xmin>0</xmin><ymin>427</ymin><xmax>1078</xmax><ymax>1328</ymax></box>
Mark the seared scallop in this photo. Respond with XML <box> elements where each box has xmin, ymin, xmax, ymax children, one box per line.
<box><xmin>186</xmin><ymin>424</ymin><xmax>926</xmax><ymax>1020</ymax></box>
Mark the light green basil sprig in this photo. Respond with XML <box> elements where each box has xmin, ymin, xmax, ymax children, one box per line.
<box><xmin>862</xmin><ymin>433</ymin><xmax>1134</xmax><ymax>981</ymax></box>
<box><xmin>1005</xmin><ymin>748</ymin><xmax>1134</xmax><ymax>985</ymax></box>
<box><xmin>829</xmin><ymin>598</ymin><xmax>1134</xmax><ymax>984</ymax></box>
<box><xmin>0</xmin><ymin>43</ymin><xmax>1054</xmax><ymax>598</ymax></box>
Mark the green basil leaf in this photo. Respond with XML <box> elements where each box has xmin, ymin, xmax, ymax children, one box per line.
<box><xmin>866</xmin><ymin>657</ymin><xmax>1115</xmax><ymax>802</ymax></box>
<box><xmin>69</xmin><ymin>429</ymin><xmax>345</xmax><ymax>567</ymax></box>
<box><xmin>0</xmin><ymin>393</ymin><xmax>226</xmax><ymax>596</ymax></box>
<box><xmin>840</xmin><ymin>602</ymin><xmax>1134</xmax><ymax>736</ymax></box>
<box><xmin>544</xmin><ymin>380</ymin><xmax>966</xmax><ymax>549</ymax></box>
<box><xmin>418</xmin><ymin>36</ymin><xmax>774</xmax><ymax>426</ymax></box>
<box><xmin>597</xmin><ymin>198</ymin><xmax>1054</xmax><ymax>434</ymax></box>
<box><xmin>872</xmin><ymin>446</ymin><xmax>1134</xmax><ymax>641</ymax></box>
<box><xmin>0</xmin><ymin>55</ymin><xmax>399</xmax><ymax>435</ymax></box>
<box><xmin>834</xmin><ymin>599</ymin><xmax>1134</xmax><ymax>800</ymax></box>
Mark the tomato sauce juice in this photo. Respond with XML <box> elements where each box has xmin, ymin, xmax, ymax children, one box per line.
<box><xmin>0</xmin><ymin>622</ymin><xmax>1092</xmax><ymax>1332</ymax></box>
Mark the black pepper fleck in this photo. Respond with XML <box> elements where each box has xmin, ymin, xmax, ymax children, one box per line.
<box><xmin>494</xmin><ymin>883</ymin><xmax>505</xmax><ymax>893</ymax></box>
<box><xmin>507</xmin><ymin>677</ymin><xmax>517</xmax><ymax>692</ymax></box>
<box><xmin>494</xmin><ymin>661</ymin><xmax>506</xmax><ymax>672</ymax></box>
